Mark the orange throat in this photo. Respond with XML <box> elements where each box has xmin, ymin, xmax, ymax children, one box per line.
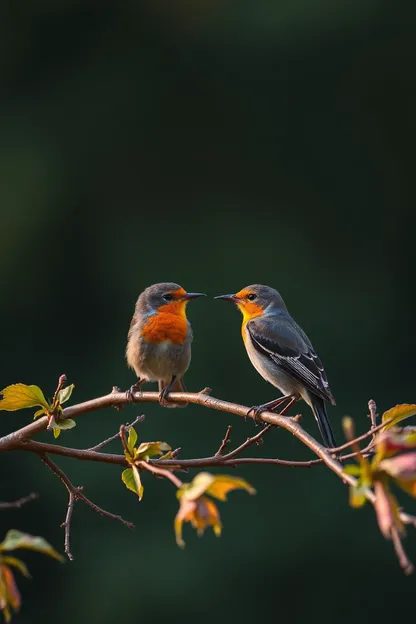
<box><xmin>142</xmin><ymin>309</ymin><xmax>188</xmax><ymax>345</ymax></box>
<box><xmin>237</xmin><ymin>301</ymin><xmax>263</xmax><ymax>341</ymax></box>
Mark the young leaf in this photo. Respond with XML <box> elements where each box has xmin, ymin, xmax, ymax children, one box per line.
<box><xmin>178</xmin><ymin>473</ymin><xmax>215</xmax><ymax>501</ymax></box>
<box><xmin>349</xmin><ymin>484</ymin><xmax>367</xmax><ymax>508</ymax></box>
<box><xmin>135</xmin><ymin>441</ymin><xmax>171</xmax><ymax>460</ymax></box>
<box><xmin>206</xmin><ymin>475</ymin><xmax>256</xmax><ymax>501</ymax></box>
<box><xmin>132</xmin><ymin>465</ymin><xmax>144</xmax><ymax>500</ymax></box>
<box><xmin>52</xmin><ymin>419</ymin><xmax>76</xmax><ymax>431</ymax></box>
<box><xmin>53</xmin><ymin>428</ymin><xmax>61</xmax><ymax>439</ymax></box>
<box><xmin>0</xmin><ymin>384</ymin><xmax>49</xmax><ymax>412</ymax></box>
<box><xmin>0</xmin><ymin>530</ymin><xmax>64</xmax><ymax>562</ymax></box>
<box><xmin>0</xmin><ymin>565</ymin><xmax>21</xmax><ymax>614</ymax></box>
<box><xmin>175</xmin><ymin>496</ymin><xmax>222</xmax><ymax>548</ymax></box>
<box><xmin>382</xmin><ymin>404</ymin><xmax>416</xmax><ymax>431</ymax></box>
<box><xmin>33</xmin><ymin>408</ymin><xmax>47</xmax><ymax>420</ymax></box>
<box><xmin>122</xmin><ymin>467</ymin><xmax>144</xmax><ymax>500</ymax></box>
<box><xmin>0</xmin><ymin>558</ymin><xmax>30</xmax><ymax>579</ymax></box>
<box><xmin>343</xmin><ymin>464</ymin><xmax>362</xmax><ymax>476</ymax></box>
<box><xmin>127</xmin><ymin>427</ymin><xmax>138</xmax><ymax>455</ymax></box>
<box><xmin>57</xmin><ymin>384</ymin><xmax>75</xmax><ymax>405</ymax></box>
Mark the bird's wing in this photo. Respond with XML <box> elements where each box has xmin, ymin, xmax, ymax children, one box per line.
<box><xmin>246</xmin><ymin>316</ymin><xmax>335</xmax><ymax>405</ymax></box>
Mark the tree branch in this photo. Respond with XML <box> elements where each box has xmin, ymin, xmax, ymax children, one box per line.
<box><xmin>1</xmin><ymin>386</ymin><xmax>415</xmax><ymax>570</ymax></box>
<box><xmin>40</xmin><ymin>454</ymin><xmax>134</xmax><ymax>560</ymax></box>
<box><xmin>0</xmin><ymin>492</ymin><xmax>38</xmax><ymax>510</ymax></box>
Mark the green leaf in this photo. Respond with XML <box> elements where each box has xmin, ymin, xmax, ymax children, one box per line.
<box><xmin>33</xmin><ymin>408</ymin><xmax>47</xmax><ymax>420</ymax></box>
<box><xmin>1</xmin><ymin>557</ymin><xmax>30</xmax><ymax>579</ymax></box>
<box><xmin>57</xmin><ymin>384</ymin><xmax>75</xmax><ymax>405</ymax></box>
<box><xmin>121</xmin><ymin>467</ymin><xmax>144</xmax><ymax>501</ymax></box>
<box><xmin>382</xmin><ymin>404</ymin><xmax>416</xmax><ymax>431</ymax></box>
<box><xmin>127</xmin><ymin>427</ymin><xmax>138</xmax><ymax>455</ymax></box>
<box><xmin>135</xmin><ymin>441</ymin><xmax>171</xmax><ymax>460</ymax></box>
<box><xmin>50</xmin><ymin>419</ymin><xmax>76</xmax><ymax>439</ymax></box>
<box><xmin>0</xmin><ymin>530</ymin><xmax>64</xmax><ymax>562</ymax></box>
<box><xmin>0</xmin><ymin>384</ymin><xmax>49</xmax><ymax>412</ymax></box>
<box><xmin>53</xmin><ymin>419</ymin><xmax>76</xmax><ymax>431</ymax></box>
<box><xmin>343</xmin><ymin>464</ymin><xmax>362</xmax><ymax>476</ymax></box>
<box><xmin>349</xmin><ymin>484</ymin><xmax>367</xmax><ymax>508</ymax></box>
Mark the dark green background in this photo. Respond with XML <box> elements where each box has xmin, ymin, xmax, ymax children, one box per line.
<box><xmin>1</xmin><ymin>2</ymin><xmax>415</xmax><ymax>622</ymax></box>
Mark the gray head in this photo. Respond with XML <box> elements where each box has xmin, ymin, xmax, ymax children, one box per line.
<box><xmin>215</xmin><ymin>284</ymin><xmax>287</xmax><ymax>315</ymax></box>
<box><xmin>135</xmin><ymin>282</ymin><xmax>205</xmax><ymax>314</ymax></box>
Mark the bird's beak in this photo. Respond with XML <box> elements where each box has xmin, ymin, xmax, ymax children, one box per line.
<box><xmin>214</xmin><ymin>293</ymin><xmax>239</xmax><ymax>303</ymax></box>
<box><xmin>182</xmin><ymin>292</ymin><xmax>206</xmax><ymax>301</ymax></box>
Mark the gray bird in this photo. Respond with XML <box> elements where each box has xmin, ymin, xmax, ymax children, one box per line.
<box><xmin>215</xmin><ymin>284</ymin><xmax>337</xmax><ymax>447</ymax></box>
<box><xmin>126</xmin><ymin>282</ymin><xmax>205</xmax><ymax>407</ymax></box>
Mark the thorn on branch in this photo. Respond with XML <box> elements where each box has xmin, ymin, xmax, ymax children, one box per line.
<box><xmin>0</xmin><ymin>492</ymin><xmax>39</xmax><ymax>510</ymax></box>
<box><xmin>41</xmin><ymin>454</ymin><xmax>134</xmax><ymax>561</ymax></box>
<box><xmin>111</xmin><ymin>386</ymin><xmax>124</xmax><ymax>410</ymax></box>
<box><xmin>368</xmin><ymin>399</ymin><xmax>378</xmax><ymax>434</ymax></box>
<box><xmin>215</xmin><ymin>426</ymin><xmax>232</xmax><ymax>456</ymax></box>
<box><xmin>198</xmin><ymin>387</ymin><xmax>212</xmax><ymax>395</ymax></box>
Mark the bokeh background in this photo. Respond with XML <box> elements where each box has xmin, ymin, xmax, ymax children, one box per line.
<box><xmin>1</xmin><ymin>1</ymin><xmax>415</xmax><ymax>622</ymax></box>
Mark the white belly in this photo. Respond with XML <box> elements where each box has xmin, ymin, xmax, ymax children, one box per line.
<box><xmin>243</xmin><ymin>326</ymin><xmax>302</xmax><ymax>397</ymax></box>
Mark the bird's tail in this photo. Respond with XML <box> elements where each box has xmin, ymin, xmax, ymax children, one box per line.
<box><xmin>158</xmin><ymin>377</ymin><xmax>187</xmax><ymax>408</ymax></box>
<box><xmin>310</xmin><ymin>397</ymin><xmax>337</xmax><ymax>448</ymax></box>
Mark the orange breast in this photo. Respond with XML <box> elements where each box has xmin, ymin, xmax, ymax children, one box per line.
<box><xmin>142</xmin><ymin>313</ymin><xmax>189</xmax><ymax>345</ymax></box>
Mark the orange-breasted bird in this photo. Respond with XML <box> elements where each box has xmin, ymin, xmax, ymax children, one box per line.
<box><xmin>126</xmin><ymin>282</ymin><xmax>205</xmax><ymax>407</ymax></box>
<box><xmin>215</xmin><ymin>284</ymin><xmax>337</xmax><ymax>447</ymax></box>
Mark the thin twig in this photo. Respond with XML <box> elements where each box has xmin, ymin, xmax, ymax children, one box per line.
<box><xmin>41</xmin><ymin>454</ymin><xmax>134</xmax><ymax>560</ymax></box>
<box><xmin>391</xmin><ymin>527</ymin><xmax>414</xmax><ymax>575</ymax></box>
<box><xmin>139</xmin><ymin>461</ymin><xmax>183</xmax><ymax>488</ymax></box>
<box><xmin>119</xmin><ymin>425</ymin><xmax>130</xmax><ymax>456</ymax></box>
<box><xmin>215</xmin><ymin>426</ymin><xmax>232</xmax><ymax>456</ymax></box>
<box><xmin>0</xmin><ymin>492</ymin><xmax>39</xmax><ymax>510</ymax></box>
<box><xmin>329</xmin><ymin>418</ymin><xmax>393</xmax><ymax>454</ymax></box>
<box><xmin>52</xmin><ymin>374</ymin><xmax>67</xmax><ymax>407</ymax></box>
<box><xmin>61</xmin><ymin>491</ymin><xmax>75</xmax><ymax>560</ymax></box>
<box><xmin>224</xmin><ymin>425</ymin><xmax>273</xmax><ymax>460</ymax></box>
<box><xmin>17</xmin><ymin>437</ymin><xmax>373</xmax><ymax>469</ymax></box>
<box><xmin>88</xmin><ymin>415</ymin><xmax>144</xmax><ymax>451</ymax></box>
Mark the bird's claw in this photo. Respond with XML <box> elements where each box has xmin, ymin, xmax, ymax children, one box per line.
<box><xmin>246</xmin><ymin>405</ymin><xmax>264</xmax><ymax>426</ymax></box>
<box><xmin>126</xmin><ymin>387</ymin><xmax>136</xmax><ymax>403</ymax></box>
<box><xmin>126</xmin><ymin>382</ymin><xmax>143</xmax><ymax>403</ymax></box>
<box><xmin>159</xmin><ymin>387</ymin><xmax>171</xmax><ymax>407</ymax></box>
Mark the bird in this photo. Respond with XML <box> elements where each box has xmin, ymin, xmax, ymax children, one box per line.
<box><xmin>126</xmin><ymin>282</ymin><xmax>205</xmax><ymax>407</ymax></box>
<box><xmin>215</xmin><ymin>284</ymin><xmax>337</xmax><ymax>447</ymax></box>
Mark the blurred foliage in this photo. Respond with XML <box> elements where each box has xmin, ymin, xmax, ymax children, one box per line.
<box><xmin>0</xmin><ymin>1</ymin><xmax>415</xmax><ymax>623</ymax></box>
<box><xmin>0</xmin><ymin>530</ymin><xmax>63</xmax><ymax>622</ymax></box>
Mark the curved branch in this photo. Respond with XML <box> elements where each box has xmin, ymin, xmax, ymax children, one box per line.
<box><xmin>0</xmin><ymin>388</ymin><xmax>412</xmax><ymax>529</ymax></box>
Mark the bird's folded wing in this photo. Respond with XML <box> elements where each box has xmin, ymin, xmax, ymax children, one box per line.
<box><xmin>246</xmin><ymin>317</ymin><xmax>335</xmax><ymax>405</ymax></box>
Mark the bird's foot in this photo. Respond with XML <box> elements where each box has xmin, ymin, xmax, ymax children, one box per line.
<box><xmin>159</xmin><ymin>386</ymin><xmax>172</xmax><ymax>407</ymax></box>
<box><xmin>246</xmin><ymin>405</ymin><xmax>267</xmax><ymax>426</ymax></box>
<box><xmin>246</xmin><ymin>395</ymin><xmax>298</xmax><ymax>425</ymax></box>
<box><xmin>126</xmin><ymin>381</ymin><xmax>143</xmax><ymax>403</ymax></box>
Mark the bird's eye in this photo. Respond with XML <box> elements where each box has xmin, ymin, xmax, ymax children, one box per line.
<box><xmin>247</xmin><ymin>293</ymin><xmax>257</xmax><ymax>301</ymax></box>
<box><xmin>163</xmin><ymin>293</ymin><xmax>174</xmax><ymax>301</ymax></box>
